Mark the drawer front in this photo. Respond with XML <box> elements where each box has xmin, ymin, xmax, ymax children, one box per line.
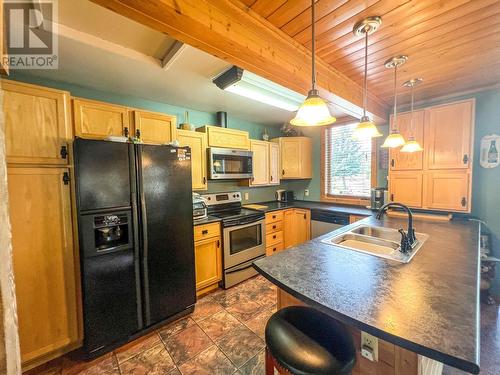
<box><xmin>265</xmin><ymin>211</ymin><xmax>283</xmax><ymax>224</ymax></box>
<box><xmin>266</xmin><ymin>242</ymin><xmax>284</xmax><ymax>256</ymax></box>
<box><xmin>266</xmin><ymin>221</ymin><xmax>282</xmax><ymax>234</ymax></box>
<box><xmin>194</xmin><ymin>222</ymin><xmax>220</xmax><ymax>242</ymax></box>
<box><xmin>266</xmin><ymin>230</ymin><xmax>283</xmax><ymax>247</ymax></box>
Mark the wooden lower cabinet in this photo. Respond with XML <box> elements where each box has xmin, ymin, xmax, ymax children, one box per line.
<box><xmin>389</xmin><ymin>171</ymin><xmax>423</xmax><ymax>208</ymax></box>
<box><xmin>283</xmin><ymin>209</ymin><xmax>311</xmax><ymax>249</ymax></box>
<box><xmin>277</xmin><ymin>289</ymin><xmax>419</xmax><ymax>375</ymax></box>
<box><xmin>423</xmin><ymin>171</ymin><xmax>471</xmax><ymax>212</ymax></box>
<box><xmin>7</xmin><ymin>167</ymin><xmax>79</xmax><ymax>368</ymax></box>
<box><xmin>194</xmin><ymin>222</ymin><xmax>222</xmax><ymax>295</ymax></box>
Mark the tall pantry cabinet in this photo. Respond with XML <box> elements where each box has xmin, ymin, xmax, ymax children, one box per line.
<box><xmin>388</xmin><ymin>99</ymin><xmax>474</xmax><ymax>212</ymax></box>
<box><xmin>3</xmin><ymin>80</ymin><xmax>80</xmax><ymax>370</ymax></box>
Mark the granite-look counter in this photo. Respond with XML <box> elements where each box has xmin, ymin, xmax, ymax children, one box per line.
<box><xmin>253</xmin><ymin>215</ymin><xmax>481</xmax><ymax>374</ymax></box>
<box><xmin>250</xmin><ymin>200</ymin><xmax>374</xmax><ymax>216</ymax></box>
<box><xmin>193</xmin><ymin>215</ymin><xmax>221</xmax><ymax>225</ymax></box>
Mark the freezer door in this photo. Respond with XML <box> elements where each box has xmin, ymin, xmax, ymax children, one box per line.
<box><xmin>74</xmin><ymin>138</ymin><xmax>132</xmax><ymax>211</ymax></box>
<box><xmin>137</xmin><ymin>145</ymin><xmax>196</xmax><ymax>326</ymax></box>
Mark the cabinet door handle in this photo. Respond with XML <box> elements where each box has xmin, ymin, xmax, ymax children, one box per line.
<box><xmin>124</xmin><ymin>126</ymin><xmax>129</xmax><ymax>137</ymax></box>
<box><xmin>272</xmin><ymin>225</ymin><xmax>276</xmax><ymax>229</ymax></box>
<box><xmin>303</xmin><ymin>213</ymin><xmax>306</xmax><ymax>219</ymax></box>
<box><xmin>282</xmin><ymin>169</ymin><xmax>285</xmax><ymax>176</ymax></box>
<box><xmin>273</xmin><ymin>235</ymin><xmax>276</xmax><ymax>239</ymax></box>
<box><xmin>270</xmin><ymin>175</ymin><xmax>273</xmax><ymax>182</ymax></box>
<box><xmin>217</xmin><ymin>240</ymin><xmax>220</xmax><ymax>248</ymax></box>
<box><xmin>463</xmin><ymin>154</ymin><xmax>469</xmax><ymax>164</ymax></box>
<box><xmin>202</xmin><ymin>229</ymin><xmax>208</xmax><ymax>235</ymax></box>
<box><xmin>390</xmin><ymin>193</ymin><xmax>394</xmax><ymax>201</ymax></box>
<box><xmin>135</xmin><ymin>128</ymin><xmax>141</xmax><ymax>139</ymax></box>
<box><xmin>391</xmin><ymin>159</ymin><xmax>395</xmax><ymax>167</ymax></box>
<box><xmin>203</xmin><ymin>177</ymin><xmax>207</xmax><ymax>184</ymax></box>
<box><xmin>273</xmin><ymin>247</ymin><xmax>277</xmax><ymax>252</ymax></box>
<box><xmin>461</xmin><ymin>197</ymin><xmax>467</xmax><ymax>207</ymax></box>
<box><xmin>62</xmin><ymin>172</ymin><xmax>70</xmax><ymax>185</ymax></box>
<box><xmin>60</xmin><ymin>145</ymin><xmax>68</xmax><ymax>159</ymax></box>
<box><xmin>272</xmin><ymin>215</ymin><xmax>276</xmax><ymax>219</ymax></box>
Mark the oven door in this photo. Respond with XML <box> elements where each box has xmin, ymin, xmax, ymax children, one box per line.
<box><xmin>223</xmin><ymin>218</ymin><xmax>265</xmax><ymax>269</ymax></box>
<box><xmin>209</xmin><ymin>148</ymin><xmax>253</xmax><ymax>179</ymax></box>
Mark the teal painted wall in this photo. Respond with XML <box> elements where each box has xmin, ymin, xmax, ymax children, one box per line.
<box><xmin>7</xmin><ymin>73</ymin><xmax>285</xmax><ymax>203</ymax></box>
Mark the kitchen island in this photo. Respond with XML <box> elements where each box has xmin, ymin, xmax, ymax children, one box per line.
<box><xmin>254</xmin><ymin>215</ymin><xmax>481</xmax><ymax>374</ymax></box>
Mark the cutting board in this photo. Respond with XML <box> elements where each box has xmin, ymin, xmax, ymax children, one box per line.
<box><xmin>243</xmin><ymin>204</ymin><xmax>268</xmax><ymax>210</ymax></box>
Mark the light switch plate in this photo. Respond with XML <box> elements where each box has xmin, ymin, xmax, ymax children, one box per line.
<box><xmin>361</xmin><ymin>331</ymin><xmax>378</xmax><ymax>362</ymax></box>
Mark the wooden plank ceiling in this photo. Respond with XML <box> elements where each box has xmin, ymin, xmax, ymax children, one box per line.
<box><xmin>243</xmin><ymin>0</ymin><xmax>500</xmax><ymax>105</ymax></box>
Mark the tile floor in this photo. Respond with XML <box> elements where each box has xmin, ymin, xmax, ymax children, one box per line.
<box><xmin>26</xmin><ymin>275</ymin><xmax>276</xmax><ymax>375</ymax></box>
<box><xmin>25</xmin><ymin>276</ymin><xmax>500</xmax><ymax>375</ymax></box>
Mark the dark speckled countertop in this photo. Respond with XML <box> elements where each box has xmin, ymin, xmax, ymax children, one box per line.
<box><xmin>254</xmin><ymin>215</ymin><xmax>481</xmax><ymax>374</ymax></box>
<box><xmin>249</xmin><ymin>200</ymin><xmax>374</xmax><ymax>216</ymax></box>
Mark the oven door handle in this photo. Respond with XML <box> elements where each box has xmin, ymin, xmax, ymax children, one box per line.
<box><xmin>225</xmin><ymin>217</ymin><xmax>265</xmax><ymax>228</ymax></box>
<box><xmin>225</xmin><ymin>258</ymin><xmax>261</xmax><ymax>274</ymax></box>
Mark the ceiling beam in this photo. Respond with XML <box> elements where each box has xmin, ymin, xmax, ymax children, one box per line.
<box><xmin>89</xmin><ymin>0</ymin><xmax>388</xmax><ymax>122</ymax></box>
<box><xmin>162</xmin><ymin>41</ymin><xmax>187</xmax><ymax>70</ymax></box>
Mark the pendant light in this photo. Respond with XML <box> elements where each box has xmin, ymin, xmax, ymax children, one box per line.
<box><xmin>290</xmin><ymin>0</ymin><xmax>336</xmax><ymax>127</ymax></box>
<box><xmin>352</xmin><ymin>17</ymin><xmax>383</xmax><ymax>139</ymax></box>
<box><xmin>382</xmin><ymin>55</ymin><xmax>408</xmax><ymax>148</ymax></box>
<box><xmin>401</xmin><ymin>78</ymin><xmax>424</xmax><ymax>152</ymax></box>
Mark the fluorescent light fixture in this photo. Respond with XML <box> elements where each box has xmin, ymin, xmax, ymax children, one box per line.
<box><xmin>213</xmin><ymin>66</ymin><xmax>305</xmax><ymax>112</ymax></box>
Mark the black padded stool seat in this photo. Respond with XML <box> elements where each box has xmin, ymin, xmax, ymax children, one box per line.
<box><xmin>265</xmin><ymin>306</ymin><xmax>356</xmax><ymax>375</ymax></box>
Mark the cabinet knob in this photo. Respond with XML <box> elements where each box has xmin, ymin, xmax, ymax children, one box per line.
<box><xmin>273</xmin><ymin>247</ymin><xmax>277</xmax><ymax>252</ymax></box>
<box><xmin>461</xmin><ymin>197</ymin><xmax>467</xmax><ymax>207</ymax></box>
<box><xmin>303</xmin><ymin>213</ymin><xmax>306</xmax><ymax>219</ymax></box>
<box><xmin>391</xmin><ymin>159</ymin><xmax>395</xmax><ymax>167</ymax></box>
<box><xmin>203</xmin><ymin>176</ymin><xmax>207</xmax><ymax>184</ymax></box>
<box><xmin>273</xmin><ymin>235</ymin><xmax>276</xmax><ymax>239</ymax></box>
<box><xmin>272</xmin><ymin>215</ymin><xmax>276</xmax><ymax>219</ymax></box>
<box><xmin>62</xmin><ymin>172</ymin><xmax>70</xmax><ymax>185</ymax></box>
<box><xmin>463</xmin><ymin>154</ymin><xmax>469</xmax><ymax>164</ymax></box>
<box><xmin>272</xmin><ymin>225</ymin><xmax>276</xmax><ymax>229</ymax></box>
<box><xmin>202</xmin><ymin>229</ymin><xmax>208</xmax><ymax>235</ymax></box>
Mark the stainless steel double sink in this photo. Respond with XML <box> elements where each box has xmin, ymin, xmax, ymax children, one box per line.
<box><xmin>321</xmin><ymin>225</ymin><xmax>429</xmax><ymax>263</ymax></box>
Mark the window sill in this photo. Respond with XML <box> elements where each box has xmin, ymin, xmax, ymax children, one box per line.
<box><xmin>320</xmin><ymin>195</ymin><xmax>370</xmax><ymax>207</ymax></box>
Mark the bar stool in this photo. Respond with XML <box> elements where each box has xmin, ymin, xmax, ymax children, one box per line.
<box><xmin>265</xmin><ymin>306</ymin><xmax>356</xmax><ymax>375</ymax></box>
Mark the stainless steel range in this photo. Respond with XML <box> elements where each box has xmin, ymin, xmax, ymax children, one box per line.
<box><xmin>201</xmin><ymin>192</ymin><xmax>265</xmax><ymax>288</ymax></box>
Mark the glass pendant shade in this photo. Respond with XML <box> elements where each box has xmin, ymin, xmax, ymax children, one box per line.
<box><xmin>400</xmin><ymin>137</ymin><xmax>423</xmax><ymax>152</ymax></box>
<box><xmin>354</xmin><ymin>116</ymin><xmax>382</xmax><ymax>139</ymax></box>
<box><xmin>290</xmin><ymin>89</ymin><xmax>336</xmax><ymax>126</ymax></box>
<box><xmin>381</xmin><ymin>131</ymin><xmax>406</xmax><ymax>148</ymax></box>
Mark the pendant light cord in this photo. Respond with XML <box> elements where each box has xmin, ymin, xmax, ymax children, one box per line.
<box><xmin>410</xmin><ymin>83</ymin><xmax>415</xmax><ymax>137</ymax></box>
<box><xmin>392</xmin><ymin>64</ymin><xmax>398</xmax><ymax>132</ymax></box>
<box><xmin>363</xmin><ymin>28</ymin><xmax>368</xmax><ymax>118</ymax></box>
<box><xmin>311</xmin><ymin>0</ymin><xmax>316</xmax><ymax>91</ymax></box>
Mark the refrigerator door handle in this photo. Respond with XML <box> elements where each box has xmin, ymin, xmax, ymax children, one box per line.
<box><xmin>136</xmin><ymin>146</ymin><xmax>151</xmax><ymax>326</ymax></box>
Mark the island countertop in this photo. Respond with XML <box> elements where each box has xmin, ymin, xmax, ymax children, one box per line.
<box><xmin>253</xmin><ymin>215</ymin><xmax>481</xmax><ymax>374</ymax></box>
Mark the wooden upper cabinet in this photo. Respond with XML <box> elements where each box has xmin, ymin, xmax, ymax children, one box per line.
<box><xmin>197</xmin><ymin>125</ymin><xmax>250</xmax><ymax>150</ymax></box>
<box><xmin>133</xmin><ymin>110</ymin><xmax>176</xmax><ymax>144</ymax></box>
<box><xmin>249</xmin><ymin>140</ymin><xmax>269</xmax><ymax>186</ymax></box>
<box><xmin>269</xmin><ymin>142</ymin><xmax>280</xmax><ymax>185</ymax></box>
<box><xmin>390</xmin><ymin>110</ymin><xmax>425</xmax><ymax>171</ymax></box>
<box><xmin>273</xmin><ymin>137</ymin><xmax>312</xmax><ymax>179</ymax></box>
<box><xmin>8</xmin><ymin>167</ymin><xmax>79</xmax><ymax>366</ymax></box>
<box><xmin>389</xmin><ymin>171</ymin><xmax>423</xmax><ymax>208</ymax></box>
<box><xmin>425</xmin><ymin>100</ymin><xmax>474</xmax><ymax>170</ymax></box>
<box><xmin>423</xmin><ymin>171</ymin><xmax>471</xmax><ymax>212</ymax></box>
<box><xmin>177</xmin><ymin>129</ymin><xmax>207</xmax><ymax>190</ymax></box>
<box><xmin>73</xmin><ymin>98</ymin><xmax>129</xmax><ymax>139</ymax></box>
<box><xmin>3</xmin><ymin>80</ymin><xmax>71</xmax><ymax>165</ymax></box>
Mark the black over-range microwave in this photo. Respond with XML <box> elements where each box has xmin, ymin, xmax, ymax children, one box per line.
<box><xmin>208</xmin><ymin>147</ymin><xmax>253</xmax><ymax>180</ymax></box>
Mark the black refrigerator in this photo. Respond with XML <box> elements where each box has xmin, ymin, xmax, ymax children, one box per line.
<box><xmin>74</xmin><ymin>138</ymin><xmax>196</xmax><ymax>357</ymax></box>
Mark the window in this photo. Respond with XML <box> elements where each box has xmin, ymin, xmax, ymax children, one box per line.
<box><xmin>322</xmin><ymin>123</ymin><xmax>375</xmax><ymax>202</ymax></box>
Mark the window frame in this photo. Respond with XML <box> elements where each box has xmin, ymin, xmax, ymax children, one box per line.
<box><xmin>320</xmin><ymin>122</ymin><xmax>378</xmax><ymax>206</ymax></box>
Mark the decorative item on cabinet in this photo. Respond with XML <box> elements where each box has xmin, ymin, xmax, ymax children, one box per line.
<box><xmin>194</xmin><ymin>222</ymin><xmax>222</xmax><ymax>296</ymax></box>
<box><xmin>480</xmin><ymin>134</ymin><xmax>499</xmax><ymax>168</ymax></box>
<box><xmin>280</xmin><ymin>122</ymin><xmax>302</xmax><ymax>137</ymax></box>
<box><xmin>262</xmin><ymin>128</ymin><xmax>269</xmax><ymax>141</ymax></box>
<box><xmin>196</xmin><ymin>125</ymin><xmax>250</xmax><ymax>150</ymax></box>
<box><xmin>180</xmin><ymin>111</ymin><xmax>195</xmax><ymax>131</ymax></box>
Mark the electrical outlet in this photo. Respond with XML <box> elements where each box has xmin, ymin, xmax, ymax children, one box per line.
<box><xmin>361</xmin><ymin>331</ymin><xmax>378</xmax><ymax>362</ymax></box>
<box><xmin>304</xmin><ymin>189</ymin><xmax>310</xmax><ymax>196</ymax></box>
<box><xmin>244</xmin><ymin>192</ymin><xmax>249</xmax><ymax>201</ymax></box>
